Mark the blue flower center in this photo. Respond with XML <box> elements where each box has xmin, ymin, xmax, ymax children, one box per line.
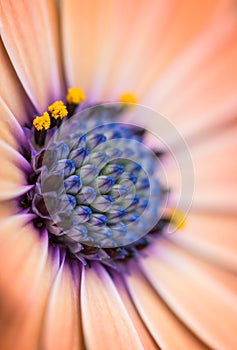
<box><xmin>21</xmin><ymin>104</ymin><xmax>170</xmax><ymax>268</ymax></box>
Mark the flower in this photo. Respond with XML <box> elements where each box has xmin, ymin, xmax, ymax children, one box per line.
<box><xmin>0</xmin><ymin>1</ymin><xmax>237</xmax><ymax>350</ymax></box>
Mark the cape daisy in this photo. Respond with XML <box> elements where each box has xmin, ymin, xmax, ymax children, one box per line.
<box><xmin>0</xmin><ymin>1</ymin><xmax>237</xmax><ymax>350</ymax></box>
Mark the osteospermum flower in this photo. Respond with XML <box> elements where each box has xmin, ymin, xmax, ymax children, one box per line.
<box><xmin>0</xmin><ymin>1</ymin><xmax>237</xmax><ymax>350</ymax></box>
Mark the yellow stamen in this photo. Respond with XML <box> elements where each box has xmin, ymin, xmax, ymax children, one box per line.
<box><xmin>33</xmin><ymin>112</ymin><xmax>51</xmax><ymax>131</ymax></box>
<box><xmin>67</xmin><ymin>87</ymin><xmax>86</xmax><ymax>105</ymax></box>
<box><xmin>119</xmin><ymin>92</ymin><xmax>137</xmax><ymax>104</ymax></box>
<box><xmin>48</xmin><ymin>101</ymin><xmax>68</xmax><ymax>120</ymax></box>
<box><xmin>170</xmin><ymin>209</ymin><xmax>186</xmax><ymax>230</ymax></box>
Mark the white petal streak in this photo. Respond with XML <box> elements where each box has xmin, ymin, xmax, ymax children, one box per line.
<box><xmin>81</xmin><ymin>263</ymin><xmax>144</xmax><ymax>350</ymax></box>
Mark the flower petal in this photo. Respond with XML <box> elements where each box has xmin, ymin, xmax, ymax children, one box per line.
<box><xmin>156</xmin><ymin>239</ymin><xmax>237</xmax><ymax>296</ymax></box>
<box><xmin>0</xmin><ymin>219</ymin><xmax>55</xmax><ymax>350</ymax></box>
<box><xmin>125</xmin><ymin>264</ymin><xmax>209</xmax><ymax>350</ymax></box>
<box><xmin>0</xmin><ymin>201</ymin><xmax>17</xmax><ymax>220</ymax></box>
<box><xmin>168</xmin><ymin>124</ymin><xmax>237</xmax><ymax>212</ymax></box>
<box><xmin>142</xmin><ymin>11</ymin><xmax>237</xmax><ymax>138</ymax></box>
<box><xmin>112</xmin><ymin>273</ymin><xmax>158</xmax><ymax>350</ymax></box>
<box><xmin>62</xmin><ymin>0</ymin><xmax>221</xmax><ymax>101</ymax></box>
<box><xmin>0</xmin><ymin>0</ymin><xmax>65</xmax><ymax>112</ymax></box>
<box><xmin>0</xmin><ymin>136</ymin><xmax>32</xmax><ymax>200</ymax></box>
<box><xmin>41</xmin><ymin>261</ymin><xmax>82</xmax><ymax>350</ymax></box>
<box><xmin>0</xmin><ymin>97</ymin><xmax>26</xmax><ymax>148</ymax></box>
<box><xmin>0</xmin><ymin>39</ymin><xmax>33</xmax><ymax>123</ymax></box>
<box><xmin>81</xmin><ymin>263</ymin><xmax>144</xmax><ymax>350</ymax></box>
<box><xmin>0</xmin><ymin>137</ymin><xmax>31</xmax><ymax>173</ymax></box>
<box><xmin>140</xmin><ymin>238</ymin><xmax>237</xmax><ymax>350</ymax></box>
<box><xmin>170</xmin><ymin>212</ymin><xmax>237</xmax><ymax>271</ymax></box>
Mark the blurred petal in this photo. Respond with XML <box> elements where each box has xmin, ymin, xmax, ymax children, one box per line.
<box><xmin>0</xmin><ymin>138</ymin><xmax>31</xmax><ymax>172</ymax></box>
<box><xmin>170</xmin><ymin>212</ymin><xmax>237</xmax><ymax>271</ymax></box>
<box><xmin>0</xmin><ymin>3</ymin><xmax>236</xmax><ymax>350</ymax></box>
<box><xmin>125</xmin><ymin>264</ymin><xmax>209</xmax><ymax>350</ymax></box>
<box><xmin>0</xmin><ymin>137</ymin><xmax>32</xmax><ymax>200</ymax></box>
<box><xmin>157</xmin><ymin>239</ymin><xmax>237</xmax><ymax>295</ymax></box>
<box><xmin>0</xmin><ymin>98</ymin><xmax>26</xmax><ymax>148</ymax></box>
<box><xmin>191</xmin><ymin>129</ymin><xmax>237</xmax><ymax>211</ymax></box>
<box><xmin>112</xmin><ymin>273</ymin><xmax>158</xmax><ymax>350</ymax></box>
<box><xmin>81</xmin><ymin>263</ymin><xmax>144</xmax><ymax>350</ymax></box>
<box><xmin>41</xmin><ymin>262</ymin><xmax>82</xmax><ymax>350</ymax></box>
<box><xmin>0</xmin><ymin>0</ymin><xmax>65</xmax><ymax>112</ymax></box>
<box><xmin>140</xmin><ymin>239</ymin><xmax>237</xmax><ymax>350</ymax></box>
<box><xmin>143</xmin><ymin>10</ymin><xmax>237</xmax><ymax>138</ymax></box>
<box><xmin>62</xmin><ymin>0</ymin><xmax>224</xmax><ymax>101</ymax></box>
<box><xmin>0</xmin><ymin>39</ymin><xmax>33</xmax><ymax>122</ymax></box>
<box><xmin>0</xmin><ymin>218</ymin><xmax>56</xmax><ymax>350</ymax></box>
<box><xmin>0</xmin><ymin>201</ymin><xmax>17</xmax><ymax>220</ymax></box>
<box><xmin>168</xmin><ymin>125</ymin><xmax>237</xmax><ymax>212</ymax></box>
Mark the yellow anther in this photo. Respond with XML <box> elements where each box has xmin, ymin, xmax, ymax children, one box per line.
<box><xmin>48</xmin><ymin>101</ymin><xmax>68</xmax><ymax>120</ymax></box>
<box><xmin>33</xmin><ymin>112</ymin><xmax>51</xmax><ymax>131</ymax></box>
<box><xmin>67</xmin><ymin>87</ymin><xmax>86</xmax><ymax>104</ymax></box>
<box><xmin>170</xmin><ymin>209</ymin><xmax>186</xmax><ymax>230</ymax></box>
<box><xmin>119</xmin><ymin>92</ymin><xmax>137</xmax><ymax>104</ymax></box>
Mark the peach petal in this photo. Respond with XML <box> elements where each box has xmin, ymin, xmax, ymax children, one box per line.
<box><xmin>170</xmin><ymin>212</ymin><xmax>237</xmax><ymax>271</ymax></box>
<box><xmin>0</xmin><ymin>223</ymin><xmax>55</xmax><ymax>350</ymax></box>
<box><xmin>62</xmin><ymin>0</ymin><xmax>221</xmax><ymax>102</ymax></box>
<box><xmin>0</xmin><ymin>185</ymin><xmax>33</xmax><ymax>201</ymax></box>
<box><xmin>0</xmin><ymin>213</ymin><xmax>34</xmax><ymax>241</ymax></box>
<box><xmin>0</xmin><ymin>137</ymin><xmax>32</xmax><ymax>200</ymax></box>
<box><xmin>0</xmin><ymin>39</ymin><xmax>33</xmax><ymax>123</ymax></box>
<box><xmin>81</xmin><ymin>263</ymin><xmax>144</xmax><ymax>350</ymax></box>
<box><xmin>140</xmin><ymin>238</ymin><xmax>237</xmax><ymax>350</ymax></box>
<box><xmin>155</xmin><ymin>239</ymin><xmax>237</xmax><ymax>296</ymax></box>
<box><xmin>0</xmin><ymin>138</ymin><xmax>31</xmax><ymax>173</ymax></box>
<box><xmin>0</xmin><ymin>0</ymin><xmax>65</xmax><ymax>112</ymax></box>
<box><xmin>0</xmin><ymin>97</ymin><xmax>26</xmax><ymax>149</ymax></box>
<box><xmin>142</xmin><ymin>14</ymin><xmax>237</xmax><ymax>108</ymax></box>
<box><xmin>167</xmin><ymin>125</ymin><xmax>237</xmax><ymax>212</ymax></box>
<box><xmin>143</xmin><ymin>7</ymin><xmax>237</xmax><ymax>110</ymax></box>
<box><xmin>107</xmin><ymin>0</ymin><xmax>226</xmax><ymax>100</ymax></box>
<box><xmin>126</xmin><ymin>264</ymin><xmax>209</xmax><ymax>350</ymax></box>
<box><xmin>0</xmin><ymin>201</ymin><xmax>17</xmax><ymax>220</ymax></box>
<box><xmin>161</xmin><ymin>39</ymin><xmax>237</xmax><ymax>139</ymax></box>
<box><xmin>41</xmin><ymin>262</ymin><xmax>82</xmax><ymax>350</ymax></box>
<box><xmin>112</xmin><ymin>272</ymin><xmax>159</xmax><ymax>350</ymax></box>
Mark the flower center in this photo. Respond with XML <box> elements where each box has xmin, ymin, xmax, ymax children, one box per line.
<box><xmin>19</xmin><ymin>89</ymin><xmax>182</xmax><ymax>268</ymax></box>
